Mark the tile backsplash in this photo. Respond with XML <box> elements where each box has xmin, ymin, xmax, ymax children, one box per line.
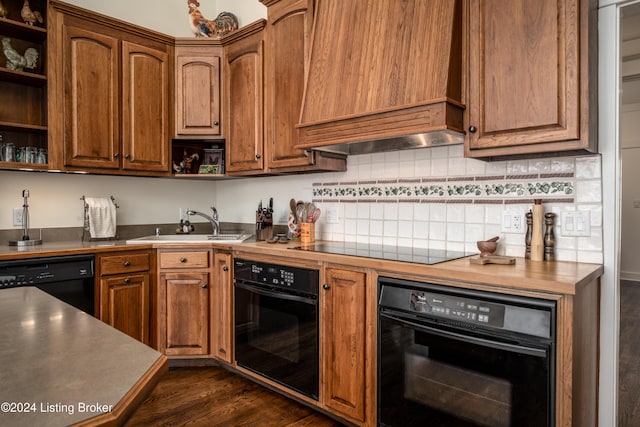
<box><xmin>312</xmin><ymin>145</ymin><xmax>603</xmax><ymax>264</ymax></box>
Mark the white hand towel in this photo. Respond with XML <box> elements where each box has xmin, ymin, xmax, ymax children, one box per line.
<box><xmin>85</xmin><ymin>197</ymin><xmax>116</xmax><ymax>238</ymax></box>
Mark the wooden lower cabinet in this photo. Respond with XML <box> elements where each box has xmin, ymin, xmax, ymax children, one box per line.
<box><xmin>211</xmin><ymin>252</ymin><xmax>233</xmax><ymax>363</ymax></box>
<box><xmin>158</xmin><ymin>271</ymin><xmax>210</xmax><ymax>356</ymax></box>
<box><xmin>321</xmin><ymin>267</ymin><xmax>371</xmax><ymax>424</ymax></box>
<box><xmin>97</xmin><ymin>251</ymin><xmax>151</xmax><ymax>344</ymax></box>
<box><xmin>155</xmin><ymin>249</ymin><xmax>232</xmax><ymax>360</ymax></box>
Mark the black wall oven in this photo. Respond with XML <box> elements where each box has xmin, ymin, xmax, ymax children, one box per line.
<box><xmin>234</xmin><ymin>258</ymin><xmax>319</xmax><ymax>400</ymax></box>
<box><xmin>378</xmin><ymin>277</ymin><xmax>556</xmax><ymax>427</ymax></box>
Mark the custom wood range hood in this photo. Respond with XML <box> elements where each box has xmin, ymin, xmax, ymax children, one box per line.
<box><xmin>295</xmin><ymin>0</ymin><xmax>464</xmax><ymax>155</ymax></box>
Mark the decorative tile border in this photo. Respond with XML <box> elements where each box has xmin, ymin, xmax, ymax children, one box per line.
<box><xmin>312</xmin><ymin>173</ymin><xmax>575</xmax><ymax>203</ymax></box>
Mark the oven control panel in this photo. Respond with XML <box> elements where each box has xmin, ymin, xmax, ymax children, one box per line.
<box><xmin>234</xmin><ymin>259</ymin><xmax>319</xmax><ymax>296</ymax></box>
<box><xmin>410</xmin><ymin>290</ymin><xmax>505</xmax><ymax>328</ymax></box>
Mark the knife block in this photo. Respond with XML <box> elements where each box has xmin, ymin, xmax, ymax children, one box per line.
<box><xmin>256</xmin><ymin>213</ymin><xmax>273</xmax><ymax>241</ymax></box>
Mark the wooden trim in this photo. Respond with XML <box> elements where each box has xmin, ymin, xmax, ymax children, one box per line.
<box><xmin>49</xmin><ymin>0</ymin><xmax>174</xmax><ymax>44</ymax></box>
<box><xmin>71</xmin><ymin>355</ymin><xmax>168</xmax><ymax>427</ymax></box>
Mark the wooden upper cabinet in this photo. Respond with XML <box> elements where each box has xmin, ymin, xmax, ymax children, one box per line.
<box><xmin>122</xmin><ymin>41</ymin><xmax>170</xmax><ymax>172</ymax></box>
<box><xmin>222</xmin><ymin>21</ymin><xmax>266</xmax><ymax>175</ymax></box>
<box><xmin>261</xmin><ymin>0</ymin><xmax>346</xmax><ymax>173</ymax></box>
<box><xmin>465</xmin><ymin>0</ymin><xmax>597</xmax><ymax>158</ymax></box>
<box><xmin>49</xmin><ymin>1</ymin><xmax>173</xmax><ymax>175</ymax></box>
<box><xmin>174</xmin><ymin>40</ymin><xmax>222</xmax><ymax>137</ymax></box>
<box><xmin>62</xmin><ymin>25</ymin><xmax>120</xmax><ymax>170</ymax></box>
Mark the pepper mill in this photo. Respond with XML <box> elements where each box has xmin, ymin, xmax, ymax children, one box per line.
<box><xmin>530</xmin><ymin>199</ymin><xmax>544</xmax><ymax>261</ymax></box>
<box><xmin>525</xmin><ymin>210</ymin><xmax>533</xmax><ymax>259</ymax></box>
<box><xmin>544</xmin><ymin>212</ymin><xmax>556</xmax><ymax>261</ymax></box>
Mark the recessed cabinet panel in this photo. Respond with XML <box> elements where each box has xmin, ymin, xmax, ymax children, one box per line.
<box><xmin>161</xmin><ymin>272</ymin><xmax>210</xmax><ymax>356</ymax></box>
<box><xmin>223</xmin><ymin>23</ymin><xmax>265</xmax><ymax>174</ymax></box>
<box><xmin>122</xmin><ymin>41</ymin><xmax>170</xmax><ymax>172</ymax></box>
<box><xmin>176</xmin><ymin>54</ymin><xmax>221</xmax><ymax>136</ymax></box>
<box><xmin>466</xmin><ymin>0</ymin><xmax>596</xmax><ymax>157</ymax></box>
<box><xmin>62</xmin><ymin>25</ymin><xmax>119</xmax><ymax>169</ymax></box>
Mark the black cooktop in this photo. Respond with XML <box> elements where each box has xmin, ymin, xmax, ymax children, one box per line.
<box><xmin>290</xmin><ymin>242</ymin><xmax>474</xmax><ymax>265</ymax></box>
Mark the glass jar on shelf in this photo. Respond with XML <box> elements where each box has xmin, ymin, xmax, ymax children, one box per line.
<box><xmin>2</xmin><ymin>143</ymin><xmax>15</xmax><ymax>162</ymax></box>
<box><xmin>36</xmin><ymin>148</ymin><xmax>47</xmax><ymax>164</ymax></box>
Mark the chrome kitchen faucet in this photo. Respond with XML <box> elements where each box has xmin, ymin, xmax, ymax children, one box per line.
<box><xmin>186</xmin><ymin>207</ymin><xmax>219</xmax><ymax>236</ymax></box>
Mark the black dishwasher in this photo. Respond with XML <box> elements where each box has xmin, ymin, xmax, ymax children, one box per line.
<box><xmin>0</xmin><ymin>254</ymin><xmax>95</xmax><ymax>315</ymax></box>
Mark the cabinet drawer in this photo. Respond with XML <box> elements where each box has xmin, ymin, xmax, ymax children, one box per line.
<box><xmin>100</xmin><ymin>253</ymin><xmax>150</xmax><ymax>276</ymax></box>
<box><xmin>159</xmin><ymin>251</ymin><xmax>209</xmax><ymax>269</ymax></box>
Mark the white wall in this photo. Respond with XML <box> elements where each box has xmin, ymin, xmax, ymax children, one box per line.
<box><xmin>621</xmin><ymin>103</ymin><xmax>640</xmax><ymax>280</ymax></box>
<box><xmin>60</xmin><ymin>0</ymin><xmax>265</xmax><ymax>36</ymax></box>
<box><xmin>0</xmin><ymin>171</ymin><xmax>217</xmax><ymax>228</ymax></box>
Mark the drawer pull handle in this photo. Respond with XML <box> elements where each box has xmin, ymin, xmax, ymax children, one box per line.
<box><xmin>124</xmin><ymin>277</ymin><xmax>131</xmax><ymax>284</ymax></box>
<box><xmin>223</xmin><ymin>266</ymin><xmax>229</xmax><ymax>272</ymax></box>
<box><xmin>180</xmin><ymin>257</ymin><xmax>187</xmax><ymax>263</ymax></box>
<box><xmin>124</xmin><ymin>260</ymin><xmax>131</xmax><ymax>267</ymax></box>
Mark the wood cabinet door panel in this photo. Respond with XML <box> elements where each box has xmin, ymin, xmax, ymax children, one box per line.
<box><xmin>100</xmin><ymin>273</ymin><xmax>149</xmax><ymax>344</ymax></box>
<box><xmin>224</xmin><ymin>29</ymin><xmax>264</xmax><ymax>173</ymax></box>
<box><xmin>467</xmin><ymin>0</ymin><xmax>585</xmax><ymax>153</ymax></box>
<box><xmin>211</xmin><ymin>252</ymin><xmax>233</xmax><ymax>363</ymax></box>
<box><xmin>176</xmin><ymin>55</ymin><xmax>221</xmax><ymax>136</ymax></box>
<box><xmin>122</xmin><ymin>41</ymin><xmax>170</xmax><ymax>172</ymax></box>
<box><xmin>322</xmin><ymin>267</ymin><xmax>366</xmax><ymax>422</ymax></box>
<box><xmin>161</xmin><ymin>272</ymin><xmax>209</xmax><ymax>356</ymax></box>
<box><xmin>62</xmin><ymin>25</ymin><xmax>119</xmax><ymax>169</ymax></box>
<box><xmin>264</xmin><ymin>0</ymin><xmax>313</xmax><ymax>170</ymax></box>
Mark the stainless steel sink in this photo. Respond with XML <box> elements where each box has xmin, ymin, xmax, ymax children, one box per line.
<box><xmin>126</xmin><ymin>233</ymin><xmax>252</xmax><ymax>244</ymax></box>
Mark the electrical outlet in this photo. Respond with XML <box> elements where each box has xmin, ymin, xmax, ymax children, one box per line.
<box><xmin>13</xmin><ymin>208</ymin><xmax>23</xmax><ymax>226</ymax></box>
<box><xmin>501</xmin><ymin>210</ymin><xmax>525</xmax><ymax>233</ymax></box>
<box><xmin>179</xmin><ymin>208</ymin><xmax>189</xmax><ymax>222</ymax></box>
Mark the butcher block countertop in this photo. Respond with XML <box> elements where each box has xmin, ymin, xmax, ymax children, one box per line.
<box><xmin>0</xmin><ymin>287</ymin><xmax>167</xmax><ymax>427</ymax></box>
<box><xmin>235</xmin><ymin>241</ymin><xmax>604</xmax><ymax>296</ymax></box>
<box><xmin>0</xmin><ymin>239</ymin><xmax>603</xmax><ymax>296</ymax></box>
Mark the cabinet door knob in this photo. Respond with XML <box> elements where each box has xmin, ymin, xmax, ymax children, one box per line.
<box><xmin>468</xmin><ymin>125</ymin><xmax>477</xmax><ymax>134</ymax></box>
<box><xmin>180</xmin><ymin>257</ymin><xmax>187</xmax><ymax>263</ymax></box>
<box><xmin>255</xmin><ymin>154</ymin><xmax>261</xmax><ymax>159</ymax></box>
<box><xmin>223</xmin><ymin>266</ymin><xmax>229</xmax><ymax>272</ymax></box>
<box><xmin>213</xmin><ymin>121</ymin><xmax>219</xmax><ymax>126</ymax></box>
<box><xmin>114</xmin><ymin>153</ymin><xmax>120</xmax><ymax>159</ymax></box>
<box><xmin>123</xmin><ymin>260</ymin><xmax>131</xmax><ymax>267</ymax></box>
<box><xmin>201</xmin><ymin>284</ymin><xmax>207</xmax><ymax>289</ymax></box>
<box><xmin>124</xmin><ymin>277</ymin><xmax>131</xmax><ymax>284</ymax></box>
<box><xmin>124</xmin><ymin>154</ymin><xmax>130</xmax><ymax>159</ymax></box>
<box><xmin>323</xmin><ymin>284</ymin><xmax>330</xmax><ymax>290</ymax></box>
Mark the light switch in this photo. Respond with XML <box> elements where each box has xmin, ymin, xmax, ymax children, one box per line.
<box><xmin>561</xmin><ymin>211</ymin><xmax>591</xmax><ymax>237</ymax></box>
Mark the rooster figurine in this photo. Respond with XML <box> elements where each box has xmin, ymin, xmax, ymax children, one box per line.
<box><xmin>20</xmin><ymin>0</ymin><xmax>42</xmax><ymax>26</ymax></box>
<box><xmin>0</xmin><ymin>0</ymin><xmax>8</xmax><ymax>19</ymax></box>
<box><xmin>2</xmin><ymin>38</ymin><xmax>38</xmax><ymax>71</ymax></box>
<box><xmin>187</xmin><ymin>0</ymin><xmax>238</xmax><ymax>38</ymax></box>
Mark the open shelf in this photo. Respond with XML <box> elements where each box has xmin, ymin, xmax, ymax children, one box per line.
<box><xmin>0</xmin><ymin>17</ymin><xmax>46</xmax><ymax>42</ymax></box>
<box><xmin>0</xmin><ymin>67</ymin><xmax>46</xmax><ymax>85</ymax></box>
<box><xmin>0</xmin><ymin>120</ymin><xmax>47</xmax><ymax>133</ymax></box>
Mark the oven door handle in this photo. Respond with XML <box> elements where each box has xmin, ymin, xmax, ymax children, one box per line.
<box><xmin>235</xmin><ymin>281</ymin><xmax>317</xmax><ymax>305</ymax></box>
<box><xmin>380</xmin><ymin>310</ymin><xmax>548</xmax><ymax>358</ymax></box>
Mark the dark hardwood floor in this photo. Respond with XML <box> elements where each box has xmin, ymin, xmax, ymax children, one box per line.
<box><xmin>125</xmin><ymin>366</ymin><xmax>344</xmax><ymax>427</ymax></box>
<box><xmin>619</xmin><ymin>280</ymin><xmax>640</xmax><ymax>426</ymax></box>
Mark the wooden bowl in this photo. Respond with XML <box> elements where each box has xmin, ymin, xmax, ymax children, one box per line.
<box><xmin>477</xmin><ymin>240</ymin><xmax>498</xmax><ymax>257</ymax></box>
